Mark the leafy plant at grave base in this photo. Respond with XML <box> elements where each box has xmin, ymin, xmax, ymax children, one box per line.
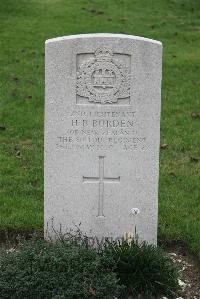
<box><xmin>102</xmin><ymin>240</ymin><xmax>179</xmax><ymax>299</ymax></box>
<box><xmin>0</xmin><ymin>236</ymin><xmax>124</xmax><ymax>299</ymax></box>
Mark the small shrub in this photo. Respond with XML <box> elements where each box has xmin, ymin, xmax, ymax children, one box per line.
<box><xmin>0</xmin><ymin>237</ymin><xmax>122</xmax><ymax>299</ymax></box>
<box><xmin>102</xmin><ymin>240</ymin><xmax>179</xmax><ymax>299</ymax></box>
<box><xmin>0</xmin><ymin>234</ymin><xmax>179</xmax><ymax>299</ymax></box>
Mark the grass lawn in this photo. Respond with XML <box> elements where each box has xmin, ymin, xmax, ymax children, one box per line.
<box><xmin>0</xmin><ymin>0</ymin><xmax>199</xmax><ymax>255</ymax></box>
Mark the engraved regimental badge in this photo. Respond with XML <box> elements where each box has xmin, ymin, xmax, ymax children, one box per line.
<box><xmin>76</xmin><ymin>47</ymin><xmax>130</xmax><ymax>104</ymax></box>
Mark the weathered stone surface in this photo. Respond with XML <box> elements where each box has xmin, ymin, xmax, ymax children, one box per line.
<box><xmin>44</xmin><ymin>33</ymin><xmax>162</xmax><ymax>244</ymax></box>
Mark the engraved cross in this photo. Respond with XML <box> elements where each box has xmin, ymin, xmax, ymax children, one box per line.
<box><xmin>83</xmin><ymin>156</ymin><xmax>120</xmax><ymax>217</ymax></box>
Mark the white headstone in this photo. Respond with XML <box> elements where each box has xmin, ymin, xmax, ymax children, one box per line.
<box><xmin>44</xmin><ymin>33</ymin><xmax>162</xmax><ymax>244</ymax></box>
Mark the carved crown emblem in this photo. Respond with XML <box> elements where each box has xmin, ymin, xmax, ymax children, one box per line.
<box><xmin>94</xmin><ymin>48</ymin><xmax>113</xmax><ymax>61</ymax></box>
<box><xmin>76</xmin><ymin>47</ymin><xmax>130</xmax><ymax>104</ymax></box>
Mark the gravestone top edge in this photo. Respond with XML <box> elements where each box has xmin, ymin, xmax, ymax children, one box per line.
<box><xmin>45</xmin><ymin>33</ymin><xmax>162</xmax><ymax>46</ymax></box>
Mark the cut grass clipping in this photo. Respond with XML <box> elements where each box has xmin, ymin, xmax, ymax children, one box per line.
<box><xmin>0</xmin><ymin>236</ymin><xmax>179</xmax><ymax>299</ymax></box>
